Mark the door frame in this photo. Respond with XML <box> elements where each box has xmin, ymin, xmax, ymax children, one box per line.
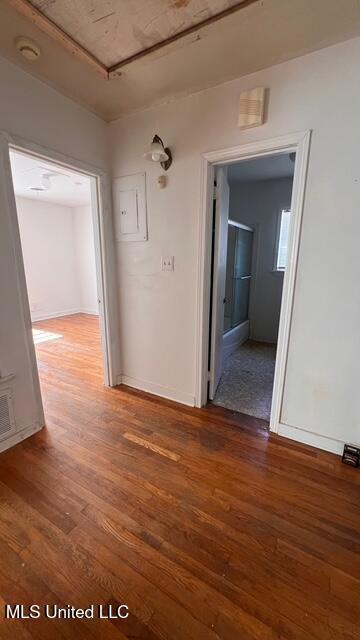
<box><xmin>195</xmin><ymin>131</ymin><xmax>311</xmax><ymax>434</ymax></box>
<box><xmin>0</xmin><ymin>130</ymin><xmax>120</xmax><ymax>413</ymax></box>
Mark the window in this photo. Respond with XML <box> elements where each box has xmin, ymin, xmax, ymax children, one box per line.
<box><xmin>275</xmin><ymin>209</ymin><xmax>291</xmax><ymax>271</ymax></box>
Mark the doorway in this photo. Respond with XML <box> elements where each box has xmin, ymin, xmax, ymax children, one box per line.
<box><xmin>196</xmin><ymin>132</ymin><xmax>310</xmax><ymax>434</ymax></box>
<box><xmin>8</xmin><ymin>147</ymin><xmax>110</xmax><ymax>419</ymax></box>
<box><xmin>211</xmin><ymin>155</ymin><xmax>294</xmax><ymax>420</ymax></box>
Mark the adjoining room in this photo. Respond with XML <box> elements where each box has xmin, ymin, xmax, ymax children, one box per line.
<box><xmin>209</xmin><ymin>153</ymin><xmax>295</xmax><ymax>422</ymax></box>
<box><xmin>9</xmin><ymin>149</ymin><xmax>105</xmax><ymax>410</ymax></box>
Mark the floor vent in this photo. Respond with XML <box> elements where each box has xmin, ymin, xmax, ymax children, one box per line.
<box><xmin>0</xmin><ymin>389</ymin><xmax>16</xmax><ymax>441</ymax></box>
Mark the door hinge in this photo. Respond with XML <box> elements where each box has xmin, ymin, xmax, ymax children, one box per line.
<box><xmin>213</xmin><ymin>185</ymin><xmax>217</xmax><ymax>200</ymax></box>
<box><xmin>207</xmin><ymin>370</ymin><xmax>212</xmax><ymax>382</ymax></box>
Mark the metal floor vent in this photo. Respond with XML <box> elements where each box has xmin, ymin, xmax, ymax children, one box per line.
<box><xmin>0</xmin><ymin>390</ymin><xmax>16</xmax><ymax>441</ymax></box>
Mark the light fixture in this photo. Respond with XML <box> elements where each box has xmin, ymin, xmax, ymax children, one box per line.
<box><xmin>28</xmin><ymin>173</ymin><xmax>52</xmax><ymax>192</ymax></box>
<box><xmin>144</xmin><ymin>135</ymin><xmax>172</xmax><ymax>171</ymax></box>
<box><xmin>15</xmin><ymin>36</ymin><xmax>41</xmax><ymax>62</ymax></box>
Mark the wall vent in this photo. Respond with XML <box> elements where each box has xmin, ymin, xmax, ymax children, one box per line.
<box><xmin>0</xmin><ymin>390</ymin><xmax>16</xmax><ymax>441</ymax></box>
<box><xmin>238</xmin><ymin>87</ymin><xmax>266</xmax><ymax>129</ymax></box>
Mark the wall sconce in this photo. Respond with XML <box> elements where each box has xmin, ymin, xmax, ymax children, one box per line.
<box><xmin>144</xmin><ymin>134</ymin><xmax>172</xmax><ymax>171</ymax></box>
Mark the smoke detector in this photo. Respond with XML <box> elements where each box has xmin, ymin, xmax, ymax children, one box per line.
<box><xmin>15</xmin><ymin>37</ymin><xmax>41</xmax><ymax>62</ymax></box>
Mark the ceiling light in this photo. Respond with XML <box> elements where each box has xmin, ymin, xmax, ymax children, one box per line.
<box><xmin>28</xmin><ymin>186</ymin><xmax>47</xmax><ymax>192</ymax></box>
<box><xmin>41</xmin><ymin>175</ymin><xmax>51</xmax><ymax>190</ymax></box>
<box><xmin>28</xmin><ymin>173</ymin><xmax>51</xmax><ymax>192</ymax></box>
<box><xmin>15</xmin><ymin>36</ymin><xmax>41</xmax><ymax>62</ymax></box>
<box><xmin>144</xmin><ymin>135</ymin><xmax>172</xmax><ymax>171</ymax></box>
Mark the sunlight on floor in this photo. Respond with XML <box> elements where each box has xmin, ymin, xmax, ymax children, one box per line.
<box><xmin>32</xmin><ymin>328</ymin><xmax>62</xmax><ymax>344</ymax></box>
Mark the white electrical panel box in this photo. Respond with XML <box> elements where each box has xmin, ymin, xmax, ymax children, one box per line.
<box><xmin>113</xmin><ymin>173</ymin><xmax>147</xmax><ymax>242</ymax></box>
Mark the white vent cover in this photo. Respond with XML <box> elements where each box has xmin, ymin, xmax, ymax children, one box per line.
<box><xmin>0</xmin><ymin>389</ymin><xmax>16</xmax><ymax>441</ymax></box>
<box><xmin>238</xmin><ymin>87</ymin><xmax>266</xmax><ymax>129</ymax></box>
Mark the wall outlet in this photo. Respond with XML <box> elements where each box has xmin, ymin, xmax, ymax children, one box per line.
<box><xmin>30</xmin><ymin>302</ymin><xmax>39</xmax><ymax>312</ymax></box>
<box><xmin>162</xmin><ymin>256</ymin><xmax>174</xmax><ymax>271</ymax></box>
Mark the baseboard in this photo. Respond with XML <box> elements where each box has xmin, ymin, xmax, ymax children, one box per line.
<box><xmin>276</xmin><ymin>422</ymin><xmax>344</xmax><ymax>456</ymax></box>
<box><xmin>31</xmin><ymin>308</ymin><xmax>81</xmax><ymax>321</ymax></box>
<box><xmin>250</xmin><ymin>335</ymin><xmax>277</xmax><ymax>345</ymax></box>
<box><xmin>119</xmin><ymin>375</ymin><xmax>195</xmax><ymax>407</ymax></box>
<box><xmin>31</xmin><ymin>308</ymin><xmax>99</xmax><ymax>321</ymax></box>
<box><xmin>81</xmin><ymin>308</ymin><xmax>99</xmax><ymax>316</ymax></box>
<box><xmin>0</xmin><ymin>421</ymin><xmax>44</xmax><ymax>454</ymax></box>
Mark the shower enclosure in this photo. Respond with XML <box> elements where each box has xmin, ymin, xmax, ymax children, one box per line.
<box><xmin>224</xmin><ymin>221</ymin><xmax>254</xmax><ymax>333</ymax></box>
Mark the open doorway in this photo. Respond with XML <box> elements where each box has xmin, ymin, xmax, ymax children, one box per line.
<box><xmin>211</xmin><ymin>154</ymin><xmax>295</xmax><ymax>420</ymax></box>
<box><xmin>9</xmin><ymin>148</ymin><xmax>109</xmax><ymax>413</ymax></box>
<box><xmin>196</xmin><ymin>132</ymin><xmax>310</xmax><ymax>433</ymax></box>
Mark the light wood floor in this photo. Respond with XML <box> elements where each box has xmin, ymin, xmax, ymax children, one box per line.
<box><xmin>0</xmin><ymin>313</ymin><xmax>359</xmax><ymax>639</ymax></box>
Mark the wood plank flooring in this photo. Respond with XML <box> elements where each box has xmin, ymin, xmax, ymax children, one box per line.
<box><xmin>0</xmin><ymin>313</ymin><xmax>359</xmax><ymax>639</ymax></box>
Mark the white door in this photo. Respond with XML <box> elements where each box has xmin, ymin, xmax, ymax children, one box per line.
<box><xmin>209</xmin><ymin>167</ymin><xmax>230</xmax><ymax>399</ymax></box>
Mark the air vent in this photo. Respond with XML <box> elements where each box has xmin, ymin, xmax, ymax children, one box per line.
<box><xmin>0</xmin><ymin>390</ymin><xmax>16</xmax><ymax>441</ymax></box>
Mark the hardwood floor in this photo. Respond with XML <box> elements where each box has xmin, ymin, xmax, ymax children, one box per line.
<box><xmin>0</xmin><ymin>313</ymin><xmax>359</xmax><ymax>639</ymax></box>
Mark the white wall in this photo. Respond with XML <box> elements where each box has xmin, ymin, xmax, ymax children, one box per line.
<box><xmin>109</xmin><ymin>36</ymin><xmax>360</xmax><ymax>452</ymax></box>
<box><xmin>16</xmin><ymin>197</ymin><xmax>79</xmax><ymax>320</ymax></box>
<box><xmin>73</xmin><ymin>205</ymin><xmax>98</xmax><ymax>315</ymax></box>
<box><xmin>0</xmin><ymin>55</ymin><xmax>108</xmax><ymax>450</ymax></box>
<box><xmin>229</xmin><ymin>177</ymin><xmax>293</xmax><ymax>344</ymax></box>
<box><xmin>15</xmin><ymin>198</ymin><xmax>98</xmax><ymax>321</ymax></box>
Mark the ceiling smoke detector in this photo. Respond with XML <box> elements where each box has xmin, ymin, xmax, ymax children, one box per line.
<box><xmin>15</xmin><ymin>37</ymin><xmax>41</xmax><ymax>62</ymax></box>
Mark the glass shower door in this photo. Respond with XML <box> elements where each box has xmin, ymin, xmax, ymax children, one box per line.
<box><xmin>232</xmin><ymin>227</ymin><xmax>253</xmax><ymax>326</ymax></box>
<box><xmin>224</xmin><ymin>224</ymin><xmax>253</xmax><ymax>332</ymax></box>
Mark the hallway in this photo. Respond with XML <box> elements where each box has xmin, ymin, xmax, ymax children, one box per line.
<box><xmin>0</xmin><ymin>315</ymin><xmax>358</xmax><ymax>639</ymax></box>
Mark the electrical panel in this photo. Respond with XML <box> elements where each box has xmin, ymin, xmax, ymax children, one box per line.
<box><xmin>113</xmin><ymin>173</ymin><xmax>147</xmax><ymax>242</ymax></box>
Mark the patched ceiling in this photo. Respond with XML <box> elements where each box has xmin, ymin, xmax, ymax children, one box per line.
<box><xmin>1</xmin><ymin>0</ymin><xmax>360</xmax><ymax>120</ymax></box>
<box><xmin>29</xmin><ymin>0</ymin><xmax>250</xmax><ymax>68</ymax></box>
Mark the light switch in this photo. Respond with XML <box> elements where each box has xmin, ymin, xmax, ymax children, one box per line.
<box><xmin>162</xmin><ymin>256</ymin><xmax>174</xmax><ymax>271</ymax></box>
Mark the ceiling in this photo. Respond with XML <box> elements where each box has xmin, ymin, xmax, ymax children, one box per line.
<box><xmin>1</xmin><ymin>0</ymin><xmax>360</xmax><ymax>120</ymax></box>
<box><xmin>29</xmin><ymin>0</ymin><xmax>250</xmax><ymax>68</ymax></box>
<box><xmin>10</xmin><ymin>150</ymin><xmax>92</xmax><ymax>207</ymax></box>
<box><xmin>228</xmin><ymin>153</ymin><xmax>295</xmax><ymax>183</ymax></box>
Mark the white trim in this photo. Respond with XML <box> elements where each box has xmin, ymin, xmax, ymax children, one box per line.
<box><xmin>0</xmin><ymin>130</ymin><xmax>120</xmax><ymax>388</ymax></box>
<box><xmin>120</xmin><ymin>375</ymin><xmax>195</xmax><ymax>407</ymax></box>
<box><xmin>195</xmin><ymin>131</ymin><xmax>311</xmax><ymax>442</ymax></box>
<box><xmin>81</xmin><ymin>308</ymin><xmax>99</xmax><ymax>316</ymax></box>
<box><xmin>0</xmin><ymin>374</ymin><xmax>16</xmax><ymax>386</ymax></box>
<box><xmin>0</xmin><ymin>421</ymin><xmax>44</xmax><ymax>454</ymax></box>
<box><xmin>32</xmin><ymin>308</ymin><xmax>83</xmax><ymax>322</ymax></box>
<box><xmin>0</xmin><ymin>134</ymin><xmax>45</xmax><ymax>432</ymax></box>
<box><xmin>269</xmin><ymin>132</ymin><xmax>310</xmax><ymax>434</ymax></box>
<box><xmin>277</xmin><ymin>423</ymin><xmax>344</xmax><ymax>456</ymax></box>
